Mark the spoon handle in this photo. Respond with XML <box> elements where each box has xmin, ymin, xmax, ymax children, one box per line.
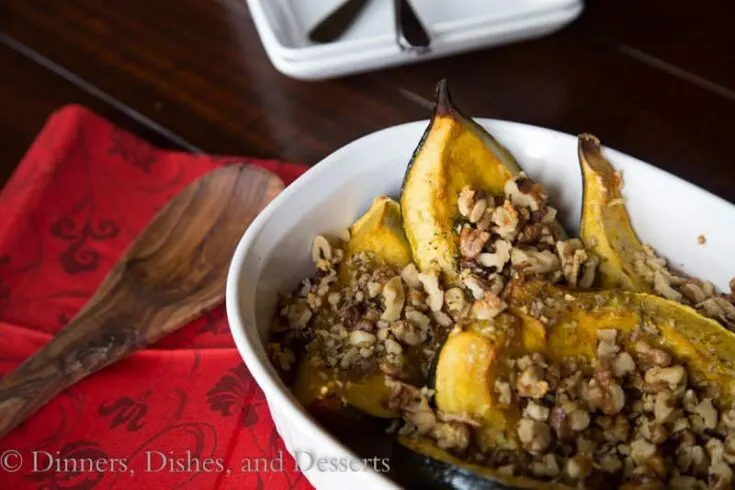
<box><xmin>308</xmin><ymin>0</ymin><xmax>370</xmax><ymax>43</ymax></box>
<box><xmin>0</xmin><ymin>280</ymin><xmax>154</xmax><ymax>438</ymax></box>
<box><xmin>393</xmin><ymin>0</ymin><xmax>431</xmax><ymax>53</ymax></box>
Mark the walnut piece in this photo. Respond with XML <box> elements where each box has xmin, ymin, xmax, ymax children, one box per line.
<box><xmin>417</xmin><ymin>271</ymin><xmax>444</xmax><ymax>312</ymax></box>
<box><xmin>517</xmin><ymin>366</ymin><xmax>550</xmax><ymax>399</ymax></box>
<box><xmin>380</xmin><ymin>276</ymin><xmax>405</xmax><ymax>322</ymax></box>
<box><xmin>517</xmin><ymin>418</ymin><xmax>552</xmax><ymax>453</ymax></box>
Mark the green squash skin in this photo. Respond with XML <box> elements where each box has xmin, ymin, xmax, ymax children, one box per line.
<box><xmin>393</xmin><ymin>437</ymin><xmax>529</xmax><ymax>490</ymax></box>
<box><xmin>392</xmin><ymin>449</ymin><xmax>513</xmax><ymax>490</ymax></box>
<box><xmin>424</xmin><ymin>334</ymin><xmax>447</xmax><ymax>398</ymax></box>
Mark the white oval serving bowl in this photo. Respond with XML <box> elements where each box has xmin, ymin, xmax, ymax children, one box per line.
<box><xmin>226</xmin><ymin>119</ymin><xmax>735</xmax><ymax>490</ymax></box>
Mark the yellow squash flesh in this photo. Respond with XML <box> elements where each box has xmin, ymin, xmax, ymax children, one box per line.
<box><xmin>401</xmin><ymin>80</ymin><xmax>521</xmax><ymax>282</ymax></box>
<box><xmin>340</xmin><ymin>195</ymin><xmax>412</xmax><ymax>281</ymax></box>
<box><xmin>295</xmin><ymin>196</ymin><xmax>412</xmax><ymax>419</ymax></box>
<box><xmin>579</xmin><ymin>134</ymin><xmax>651</xmax><ymax>291</ymax></box>
<box><xmin>434</xmin><ymin>316</ymin><xmax>524</xmax><ymax>450</ymax></box>
<box><xmin>293</xmin><ymin>359</ymin><xmax>396</xmax><ymax>419</ymax></box>
<box><xmin>433</xmin><ymin>277</ymin><xmax>735</xmax><ymax>451</ymax></box>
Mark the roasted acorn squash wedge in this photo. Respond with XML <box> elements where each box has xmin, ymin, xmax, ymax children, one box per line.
<box><xmin>340</xmin><ymin>195</ymin><xmax>412</xmax><ymax>281</ymax></box>
<box><xmin>401</xmin><ymin>80</ymin><xmax>522</xmax><ymax>282</ymax></box>
<box><xmin>432</xmin><ymin>315</ymin><xmax>528</xmax><ymax>451</ymax></box>
<box><xmin>294</xmin><ymin>196</ymin><xmax>412</xmax><ymax>419</ymax></box>
<box><xmin>579</xmin><ymin>134</ymin><xmax>651</xmax><ymax>291</ymax></box>
<box><xmin>393</xmin><ymin>435</ymin><xmax>570</xmax><ymax>490</ymax></box>
<box><xmin>432</xmin><ymin>277</ymin><xmax>735</xmax><ymax>453</ymax></box>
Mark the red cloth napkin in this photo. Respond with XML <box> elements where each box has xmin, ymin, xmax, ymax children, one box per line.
<box><xmin>0</xmin><ymin>105</ymin><xmax>312</xmax><ymax>489</ymax></box>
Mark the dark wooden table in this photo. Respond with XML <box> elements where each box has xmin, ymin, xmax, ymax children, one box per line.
<box><xmin>1</xmin><ymin>0</ymin><xmax>734</xmax><ymax>201</ymax></box>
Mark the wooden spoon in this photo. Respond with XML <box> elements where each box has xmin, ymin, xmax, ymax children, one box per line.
<box><xmin>0</xmin><ymin>164</ymin><xmax>284</xmax><ymax>438</ymax></box>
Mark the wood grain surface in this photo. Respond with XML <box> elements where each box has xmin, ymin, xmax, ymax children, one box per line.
<box><xmin>0</xmin><ymin>0</ymin><xmax>733</xmax><ymax>201</ymax></box>
<box><xmin>0</xmin><ymin>164</ymin><xmax>283</xmax><ymax>438</ymax></box>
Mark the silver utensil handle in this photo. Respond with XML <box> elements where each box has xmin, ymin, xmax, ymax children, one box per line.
<box><xmin>393</xmin><ymin>0</ymin><xmax>431</xmax><ymax>54</ymax></box>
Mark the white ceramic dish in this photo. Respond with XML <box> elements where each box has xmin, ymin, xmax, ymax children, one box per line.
<box><xmin>226</xmin><ymin>119</ymin><xmax>735</xmax><ymax>489</ymax></box>
<box><xmin>245</xmin><ymin>0</ymin><xmax>584</xmax><ymax>80</ymax></box>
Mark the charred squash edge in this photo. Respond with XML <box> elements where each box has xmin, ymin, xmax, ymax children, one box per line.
<box><xmin>578</xmin><ymin>133</ymin><xmax>651</xmax><ymax>291</ymax></box>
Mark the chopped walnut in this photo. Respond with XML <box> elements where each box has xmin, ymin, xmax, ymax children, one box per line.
<box><xmin>579</xmin><ymin>254</ymin><xmax>600</xmax><ymax>289</ymax></box>
<box><xmin>639</xmin><ymin>417</ymin><xmax>669</xmax><ymax>444</ymax></box>
<box><xmin>583</xmin><ymin>378</ymin><xmax>625</xmax><ymax>415</ymax></box>
<box><xmin>444</xmin><ymin>287</ymin><xmax>470</xmax><ymax>319</ymax></box>
<box><xmin>471</xmin><ymin>291</ymin><xmax>507</xmax><ymax>320</ymax></box>
<box><xmin>495</xmin><ymin>380</ymin><xmax>512</xmax><ymax>406</ymax></box>
<box><xmin>630</xmin><ymin>438</ymin><xmax>657</xmax><ymax>465</ymax></box>
<box><xmin>417</xmin><ymin>271</ymin><xmax>444</xmax><ymax>312</ymax></box>
<box><xmin>654</xmin><ymin>391</ymin><xmax>677</xmax><ymax>424</ymax></box>
<box><xmin>391</xmin><ymin>383</ymin><xmax>434</xmax><ymax>428</ymax></box>
<box><xmin>510</xmin><ymin>248</ymin><xmax>560</xmax><ymax>275</ymax></box>
<box><xmin>459</xmin><ymin>226</ymin><xmax>491</xmax><ymax>259</ymax></box>
<box><xmin>492</xmin><ymin>201</ymin><xmax>520</xmax><ymax>240</ymax></box>
<box><xmin>635</xmin><ymin>341</ymin><xmax>672</xmax><ymax>368</ymax></box>
<box><xmin>645</xmin><ymin>365</ymin><xmax>687</xmax><ymax>392</ymax></box>
<box><xmin>673</xmin><ymin>416</ymin><xmax>692</xmax><ymax>433</ymax></box>
<box><xmin>432</xmin><ymin>310</ymin><xmax>453</xmax><ymax>328</ymax></box>
<box><xmin>683</xmin><ymin>390</ymin><xmax>700</xmax><ymax>413</ymax></box>
<box><xmin>457</xmin><ymin>185</ymin><xmax>477</xmax><ymax>217</ymax></box>
<box><xmin>599</xmin><ymin>414</ymin><xmax>630</xmax><ymax>442</ymax></box>
<box><xmin>598</xmin><ymin>453</ymin><xmax>623</xmax><ymax>473</ymax></box>
<box><xmin>462</xmin><ymin>273</ymin><xmax>490</xmax><ymax>300</ymax></box>
<box><xmin>679</xmin><ymin>445</ymin><xmax>710</xmax><ymax>476</ymax></box>
<box><xmin>612</xmin><ymin>352</ymin><xmax>636</xmax><ymax>378</ymax></box>
<box><xmin>469</xmin><ymin>198</ymin><xmax>489</xmax><ymax>224</ymax></box>
<box><xmin>695</xmin><ymin>398</ymin><xmax>719</xmax><ymax>430</ymax></box>
<box><xmin>517</xmin><ymin>365</ymin><xmax>550</xmax><ymax>399</ymax></box>
<box><xmin>699</xmin><ymin>297</ymin><xmax>735</xmax><ymax>324</ymax></box>
<box><xmin>557</xmin><ymin>239</ymin><xmax>590</xmax><ymax>288</ymax></box>
<box><xmin>707</xmin><ymin>438</ymin><xmax>725</xmax><ymax>466</ymax></box>
<box><xmin>504</xmin><ymin>173</ymin><xmax>547</xmax><ymax>212</ymax></box>
<box><xmin>709</xmin><ymin>461</ymin><xmax>733</xmax><ymax>490</ymax></box>
<box><xmin>568</xmin><ymin>407</ymin><xmax>591</xmax><ymax>432</ymax></box>
<box><xmin>680</xmin><ymin>282</ymin><xmax>710</xmax><ymax>304</ymax></box>
<box><xmin>597</xmin><ymin>328</ymin><xmax>621</xmax><ymax>362</ymax></box>
<box><xmin>311</xmin><ymin>235</ymin><xmax>333</xmax><ymax>270</ymax></box>
<box><xmin>400</xmin><ymin>263</ymin><xmax>422</xmax><ymax>289</ymax></box>
<box><xmin>722</xmin><ymin>408</ymin><xmax>735</xmax><ymax>430</ymax></box>
<box><xmin>384</xmin><ymin>338</ymin><xmax>403</xmax><ymax>355</ymax></box>
<box><xmin>477</xmin><ymin>239</ymin><xmax>512</xmax><ymax>270</ymax></box>
<box><xmin>517</xmin><ymin>418</ymin><xmax>552</xmax><ymax>453</ymax></box>
<box><xmin>524</xmin><ymin>401</ymin><xmax>550</xmax><ymax>422</ymax></box>
<box><xmin>531</xmin><ymin>454</ymin><xmax>559</xmax><ymax>478</ymax></box>
<box><xmin>431</xmin><ymin>421</ymin><xmax>471</xmax><ymax>452</ymax></box>
<box><xmin>654</xmin><ymin>269</ymin><xmax>684</xmax><ymax>301</ymax></box>
<box><xmin>349</xmin><ymin>330</ymin><xmax>376</xmax><ymax>346</ymax></box>
<box><xmin>724</xmin><ymin>436</ymin><xmax>735</xmax><ymax>465</ymax></box>
<box><xmin>380</xmin><ymin>276</ymin><xmax>405</xmax><ymax>322</ymax></box>
<box><xmin>285</xmin><ymin>300</ymin><xmax>312</xmax><ymax>328</ymax></box>
<box><xmin>391</xmin><ymin>320</ymin><xmax>425</xmax><ymax>346</ymax></box>
<box><xmin>566</xmin><ymin>454</ymin><xmax>593</xmax><ymax>480</ymax></box>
